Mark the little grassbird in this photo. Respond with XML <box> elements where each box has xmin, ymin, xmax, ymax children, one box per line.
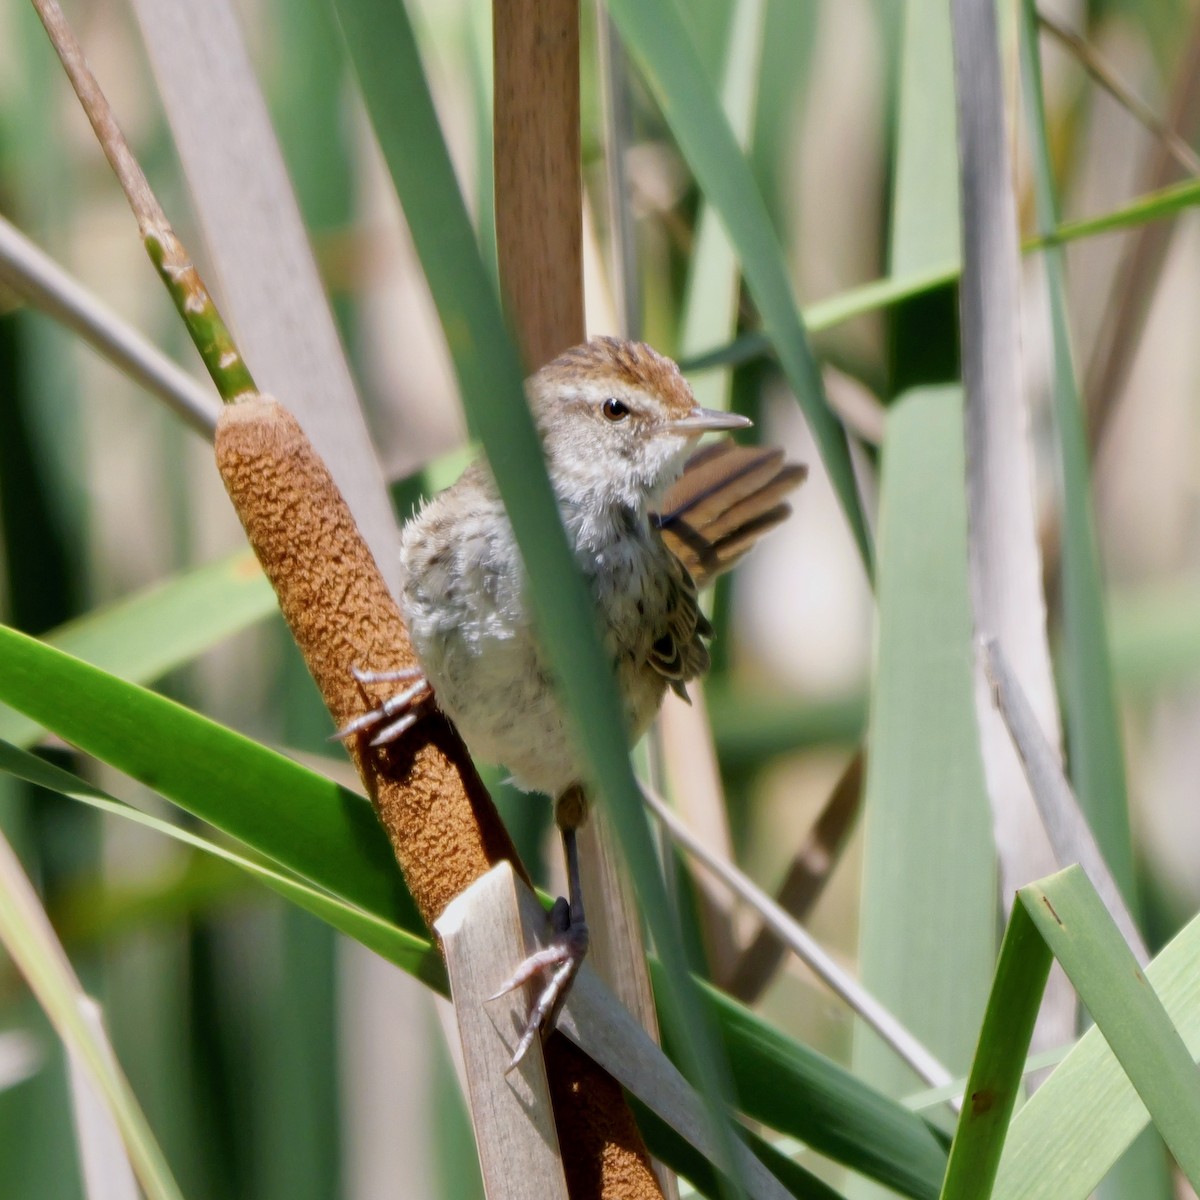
<box><xmin>339</xmin><ymin>337</ymin><xmax>805</xmax><ymax>1065</ymax></box>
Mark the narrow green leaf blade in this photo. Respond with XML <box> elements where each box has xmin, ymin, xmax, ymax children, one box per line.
<box><xmin>1018</xmin><ymin>867</ymin><xmax>1200</xmax><ymax>1186</ymax></box>
<box><xmin>939</xmin><ymin>903</ymin><xmax>1051</xmax><ymax>1200</ymax></box>
<box><xmin>330</xmin><ymin>1</ymin><xmax>744</xmax><ymax>1183</ymax></box>
<box><xmin>1018</xmin><ymin>0</ymin><xmax>1137</xmax><ymax>905</ymax></box>
<box><xmin>689</xmin><ymin>975</ymin><xmax>948</xmax><ymax>1199</ymax></box>
<box><xmin>0</xmin><ymin>624</ymin><xmax>412</xmax><ymax>926</ymax></box>
<box><xmin>683</xmin><ymin>177</ymin><xmax>1200</xmax><ymax>376</ymax></box>
<box><xmin>992</xmin><ymin>891</ymin><xmax>1200</xmax><ymax>1196</ymax></box>
<box><xmin>1045</xmin><ymin>177</ymin><xmax>1200</xmax><ymax>247</ymax></box>
<box><xmin>0</xmin><ymin>550</ymin><xmax>277</xmax><ymax>748</ymax></box>
<box><xmin>606</xmin><ymin>0</ymin><xmax>872</xmax><ymax>572</ymax></box>
<box><xmin>0</xmin><ymin>737</ymin><xmax>445</xmax><ymax>992</ymax></box>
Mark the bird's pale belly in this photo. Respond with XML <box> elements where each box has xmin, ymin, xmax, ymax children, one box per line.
<box><xmin>405</xmin><ymin>608</ymin><xmax>669</xmax><ymax>798</ymax></box>
<box><xmin>400</xmin><ymin>558</ymin><xmax>672</xmax><ymax>798</ymax></box>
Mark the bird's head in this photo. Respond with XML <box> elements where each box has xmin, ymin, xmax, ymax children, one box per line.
<box><xmin>528</xmin><ymin>337</ymin><xmax>751</xmax><ymax>511</ymax></box>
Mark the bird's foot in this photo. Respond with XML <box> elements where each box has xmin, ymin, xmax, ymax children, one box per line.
<box><xmin>331</xmin><ymin>664</ymin><xmax>433</xmax><ymax>746</ymax></box>
<box><xmin>489</xmin><ymin>896</ymin><xmax>589</xmax><ymax>1072</ymax></box>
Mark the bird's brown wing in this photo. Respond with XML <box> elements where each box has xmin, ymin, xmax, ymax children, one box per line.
<box><xmin>646</xmin><ymin>554</ymin><xmax>713</xmax><ymax>701</ymax></box>
<box><xmin>653</xmin><ymin>440</ymin><xmax>808</xmax><ymax>590</ymax></box>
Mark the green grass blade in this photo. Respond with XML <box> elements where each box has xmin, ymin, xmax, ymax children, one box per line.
<box><xmin>938</xmin><ymin>902</ymin><xmax>1051</xmax><ymax>1200</ymax></box>
<box><xmin>856</xmin><ymin>387</ymin><xmax>996</xmax><ymax>1096</ymax></box>
<box><xmin>677</xmin><ymin>0</ymin><xmax>765</xmax><ymax>414</ymax></box>
<box><xmin>682</xmin><ymin>177</ymin><xmax>1200</xmax><ymax>373</ymax></box>
<box><xmin>0</xmin><ymin>826</ymin><xmax>185</xmax><ymax>1200</ymax></box>
<box><xmin>1044</xmin><ymin>177</ymin><xmax>1200</xmax><ymax>247</ymax></box>
<box><xmin>0</xmin><ymin>737</ymin><xmax>446</xmax><ymax>992</ymax></box>
<box><xmin>0</xmin><ymin>551</ymin><xmax>276</xmax><ymax>748</ymax></box>
<box><xmin>0</xmin><ymin>624</ymin><xmax>413</xmax><ymax>926</ymax></box>
<box><xmin>993</xmin><ymin>894</ymin><xmax>1200</xmax><ymax>1197</ymax></box>
<box><xmin>855</xmin><ymin>0</ymin><xmax>995</xmax><ymax>1125</ymax></box>
<box><xmin>1018</xmin><ymin>867</ymin><xmax>1200</xmax><ymax>1186</ymax></box>
<box><xmin>329</xmin><ymin>2</ymin><xmax>745</xmax><ymax>1183</ymax></box>
<box><xmin>606</xmin><ymin>0</ymin><xmax>873</xmax><ymax>572</ymax></box>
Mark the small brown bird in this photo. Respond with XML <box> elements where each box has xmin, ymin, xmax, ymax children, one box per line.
<box><xmin>340</xmin><ymin>338</ymin><xmax>805</xmax><ymax>1063</ymax></box>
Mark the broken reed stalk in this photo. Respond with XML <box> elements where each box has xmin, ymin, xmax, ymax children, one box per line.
<box><xmin>34</xmin><ymin>2</ymin><xmax>660</xmax><ymax>1194</ymax></box>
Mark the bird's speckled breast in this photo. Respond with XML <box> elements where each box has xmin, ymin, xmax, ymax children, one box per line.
<box><xmin>398</xmin><ymin>485</ymin><xmax>676</xmax><ymax>797</ymax></box>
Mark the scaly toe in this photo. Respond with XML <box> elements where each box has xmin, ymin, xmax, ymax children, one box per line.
<box><xmin>490</xmin><ymin>902</ymin><xmax>589</xmax><ymax>1072</ymax></box>
<box><xmin>332</xmin><ymin>669</ymin><xmax>432</xmax><ymax>744</ymax></box>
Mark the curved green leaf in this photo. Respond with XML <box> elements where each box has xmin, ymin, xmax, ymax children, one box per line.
<box><xmin>0</xmin><ymin>737</ymin><xmax>445</xmax><ymax>992</ymax></box>
<box><xmin>0</xmin><ymin>623</ymin><xmax>414</xmax><ymax>928</ymax></box>
<box><xmin>0</xmin><ymin>550</ymin><xmax>277</xmax><ymax>749</ymax></box>
<box><xmin>992</xmin><ymin>871</ymin><xmax>1200</xmax><ymax>1197</ymax></box>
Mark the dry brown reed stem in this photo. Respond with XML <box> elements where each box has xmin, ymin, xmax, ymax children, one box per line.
<box><xmin>493</xmin><ymin>1</ymin><xmax>664</xmax><ymax>1195</ymax></box>
<box><xmin>494</xmin><ymin>0</ymin><xmax>584</xmax><ymax>371</ymax></box>
<box><xmin>215</xmin><ymin>395</ymin><xmax>656</xmax><ymax>1200</ymax></box>
<box><xmin>494</xmin><ymin>1</ymin><xmax>664</xmax><ymax>1196</ymax></box>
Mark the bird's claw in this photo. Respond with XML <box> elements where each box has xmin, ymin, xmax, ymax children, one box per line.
<box><xmin>490</xmin><ymin>897</ymin><xmax>589</xmax><ymax>1073</ymax></box>
<box><xmin>331</xmin><ymin>666</ymin><xmax>433</xmax><ymax>745</ymax></box>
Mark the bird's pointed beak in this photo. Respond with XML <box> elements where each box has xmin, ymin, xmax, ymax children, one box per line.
<box><xmin>665</xmin><ymin>406</ymin><xmax>753</xmax><ymax>434</ymax></box>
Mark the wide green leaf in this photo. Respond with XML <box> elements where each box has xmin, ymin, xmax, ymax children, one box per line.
<box><xmin>0</xmin><ymin>551</ymin><xmax>277</xmax><ymax>749</ymax></box>
<box><xmin>1019</xmin><ymin>867</ymin><xmax>1200</xmax><ymax>1187</ymax></box>
<box><xmin>0</xmin><ymin>737</ymin><xmax>445</xmax><ymax>992</ymax></box>
<box><xmin>0</xmin><ymin>623</ymin><xmax>414</xmax><ymax>927</ymax></box>
<box><xmin>854</xmin><ymin>0</ymin><xmax>994</xmax><ymax>1130</ymax></box>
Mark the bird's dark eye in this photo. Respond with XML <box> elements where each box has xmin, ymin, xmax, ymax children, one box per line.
<box><xmin>602</xmin><ymin>397</ymin><xmax>630</xmax><ymax>422</ymax></box>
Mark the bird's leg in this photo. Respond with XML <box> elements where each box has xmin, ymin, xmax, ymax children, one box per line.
<box><xmin>490</xmin><ymin>786</ymin><xmax>590</xmax><ymax>1072</ymax></box>
<box><xmin>331</xmin><ymin>664</ymin><xmax>434</xmax><ymax>746</ymax></box>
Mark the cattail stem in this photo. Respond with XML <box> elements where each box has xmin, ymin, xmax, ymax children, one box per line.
<box><xmin>30</xmin><ymin>0</ymin><xmax>254</xmax><ymax>403</ymax></box>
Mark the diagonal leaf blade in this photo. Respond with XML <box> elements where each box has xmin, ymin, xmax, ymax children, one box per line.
<box><xmin>0</xmin><ymin>551</ymin><xmax>277</xmax><ymax>749</ymax></box>
<box><xmin>1019</xmin><ymin>867</ymin><xmax>1200</xmax><ymax>1186</ymax></box>
<box><xmin>939</xmin><ymin>902</ymin><xmax>1051</xmax><ymax>1199</ymax></box>
<box><xmin>0</xmin><ymin>737</ymin><xmax>446</xmax><ymax>992</ymax></box>
<box><xmin>0</xmin><ymin>623</ymin><xmax>414</xmax><ymax>926</ymax></box>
